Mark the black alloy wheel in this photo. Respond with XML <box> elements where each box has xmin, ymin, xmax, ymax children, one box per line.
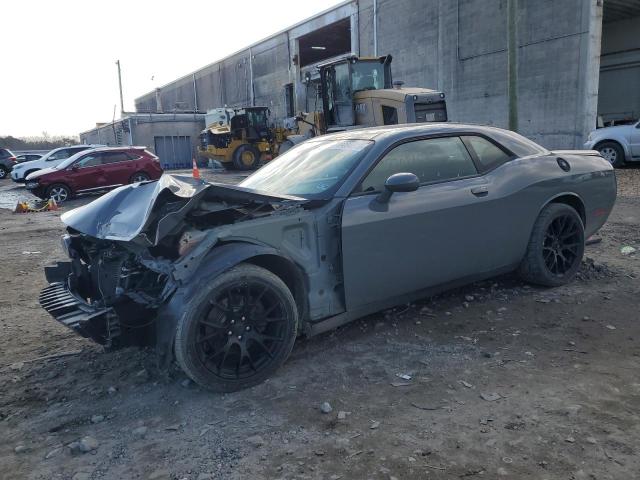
<box><xmin>175</xmin><ymin>264</ymin><xmax>298</xmax><ymax>392</ymax></box>
<box><xmin>519</xmin><ymin>203</ymin><xmax>585</xmax><ymax>287</ymax></box>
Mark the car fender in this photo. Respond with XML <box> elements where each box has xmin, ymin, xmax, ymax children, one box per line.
<box><xmin>592</xmin><ymin>128</ymin><xmax>632</xmax><ymax>160</ymax></box>
<box><xmin>155</xmin><ymin>241</ymin><xmax>306</xmax><ymax>366</ymax></box>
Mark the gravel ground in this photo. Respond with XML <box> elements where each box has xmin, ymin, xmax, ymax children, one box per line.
<box><xmin>0</xmin><ymin>167</ymin><xmax>639</xmax><ymax>480</ymax></box>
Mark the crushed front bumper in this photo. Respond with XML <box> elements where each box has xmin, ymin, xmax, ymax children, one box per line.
<box><xmin>39</xmin><ymin>262</ymin><xmax>115</xmax><ymax>345</ymax></box>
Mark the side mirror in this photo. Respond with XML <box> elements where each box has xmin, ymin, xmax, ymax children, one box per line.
<box><xmin>376</xmin><ymin>172</ymin><xmax>419</xmax><ymax>203</ymax></box>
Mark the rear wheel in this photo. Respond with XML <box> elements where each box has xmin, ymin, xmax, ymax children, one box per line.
<box><xmin>232</xmin><ymin>144</ymin><xmax>260</xmax><ymax>170</ymax></box>
<box><xmin>130</xmin><ymin>171</ymin><xmax>150</xmax><ymax>183</ymax></box>
<box><xmin>519</xmin><ymin>203</ymin><xmax>585</xmax><ymax>287</ymax></box>
<box><xmin>0</xmin><ymin>166</ymin><xmax>8</xmax><ymax>179</ymax></box>
<box><xmin>596</xmin><ymin>141</ymin><xmax>625</xmax><ymax>167</ymax></box>
<box><xmin>46</xmin><ymin>184</ymin><xmax>71</xmax><ymax>203</ymax></box>
<box><xmin>174</xmin><ymin>264</ymin><xmax>298</xmax><ymax>392</ymax></box>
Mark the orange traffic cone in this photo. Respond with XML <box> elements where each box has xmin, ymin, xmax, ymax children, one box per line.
<box><xmin>47</xmin><ymin>199</ymin><xmax>59</xmax><ymax>211</ymax></box>
<box><xmin>192</xmin><ymin>157</ymin><xmax>201</xmax><ymax>180</ymax></box>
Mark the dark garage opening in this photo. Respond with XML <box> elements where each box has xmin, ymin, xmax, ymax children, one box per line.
<box><xmin>598</xmin><ymin>0</ymin><xmax>640</xmax><ymax>126</ymax></box>
<box><xmin>298</xmin><ymin>18</ymin><xmax>351</xmax><ymax>67</ymax></box>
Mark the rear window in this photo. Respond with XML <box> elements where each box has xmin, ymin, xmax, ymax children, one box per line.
<box><xmin>0</xmin><ymin>148</ymin><xmax>12</xmax><ymax>157</ymax></box>
<box><xmin>463</xmin><ymin>136</ymin><xmax>512</xmax><ymax>171</ymax></box>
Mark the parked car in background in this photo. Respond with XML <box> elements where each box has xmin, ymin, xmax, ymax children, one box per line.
<box><xmin>584</xmin><ymin>120</ymin><xmax>640</xmax><ymax>167</ymax></box>
<box><xmin>25</xmin><ymin>146</ymin><xmax>163</xmax><ymax>203</ymax></box>
<box><xmin>11</xmin><ymin>145</ymin><xmax>103</xmax><ymax>182</ymax></box>
<box><xmin>38</xmin><ymin>123</ymin><xmax>616</xmax><ymax>392</ymax></box>
<box><xmin>16</xmin><ymin>153</ymin><xmax>43</xmax><ymax>163</ymax></box>
<box><xmin>0</xmin><ymin>148</ymin><xmax>18</xmax><ymax>179</ymax></box>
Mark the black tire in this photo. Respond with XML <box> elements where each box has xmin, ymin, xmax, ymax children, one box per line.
<box><xmin>596</xmin><ymin>141</ymin><xmax>625</xmax><ymax>167</ymax></box>
<box><xmin>232</xmin><ymin>144</ymin><xmax>261</xmax><ymax>170</ymax></box>
<box><xmin>46</xmin><ymin>183</ymin><xmax>72</xmax><ymax>203</ymax></box>
<box><xmin>0</xmin><ymin>166</ymin><xmax>8</xmax><ymax>179</ymax></box>
<box><xmin>221</xmin><ymin>161</ymin><xmax>235</xmax><ymax>170</ymax></box>
<box><xmin>174</xmin><ymin>263</ymin><xmax>298</xmax><ymax>392</ymax></box>
<box><xmin>130</xmin><ymin>171</ymin><xmax>150</xmax><ymax>183</ymax></box>
<box><xmin>519</xmin><ymin>203</ymin><xmax>585</xmax><ymax>287</ymax></box>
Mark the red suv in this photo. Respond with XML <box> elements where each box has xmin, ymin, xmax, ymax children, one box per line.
<box><xmin>25</xmin><ymin>147</ymin><xmax>163</xmax><ymax>203</ymax></box>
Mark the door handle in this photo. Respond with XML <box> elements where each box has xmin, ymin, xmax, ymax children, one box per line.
<box><xmin>470</xmin><ymin>186</ymin><xmax>489</xmax><ymax>197</ymax></box>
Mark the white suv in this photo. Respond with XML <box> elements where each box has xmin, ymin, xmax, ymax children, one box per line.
<box><xmin>11</xmin><ymin>145</ymin><xmax>104</xmax><ymax>182</ymax></box>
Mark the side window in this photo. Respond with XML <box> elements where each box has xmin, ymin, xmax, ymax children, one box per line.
<box><xmin>463</xmin><ymin>136</ymin><xmax>512</xmax><ymax>171</ymax></box>
<box><xmin>360</xmin><ymin>137</ymin><xmax>478</xmax><ymax>192</ymax></box>
<box><xmin>101</xmin><ymin>152</ymin><xmax>130</xmax><ymax>164</ymax></box>
<box><xmin>49</xmin><ymin>150</ymin><xmax>71</xmax><ymax>161</ymax></box>
<box><xmin>382</xmin><ymin>106</ymin><xmax>398</xmax><ymax>125</ymax></box>
<box><xmin>76</xmin><ymin>153</ymin><xmax>102</xmax><ymax>168</ymax></box>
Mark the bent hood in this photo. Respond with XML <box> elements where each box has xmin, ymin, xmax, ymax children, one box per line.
<box><xmin>61</xmin><ymin>174</ymin><xmax>305</xmax><ymax>244</ymax></box>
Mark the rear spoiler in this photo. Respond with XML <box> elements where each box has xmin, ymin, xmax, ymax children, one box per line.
<box><xmin>551</xmin><ymin>150</ymin><xmax>601</xmax><ymax>157</ymax></box>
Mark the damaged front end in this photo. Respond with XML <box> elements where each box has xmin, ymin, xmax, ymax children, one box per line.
<box><xmin>40</xmin><ymin>174</ymin><xmax>305</xmax><ymax>350</ymax></box>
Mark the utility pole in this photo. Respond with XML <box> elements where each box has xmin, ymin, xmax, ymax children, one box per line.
<box><xmin>116</xmin><ymin>60</ymin><xmax>125</xmax><ymax>117</ymax></box>
<box><xmin>507</xmin><ymin>0</ymin><xmax>518</xmax><ymax>132</ymax></box>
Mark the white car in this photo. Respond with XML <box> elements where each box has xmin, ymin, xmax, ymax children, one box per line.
<box><xmin>584</xmin><ymin>120</ymin><xmax>640</xmax><ymax>167</ymax></box>
<box><xmin>11</xmin><ymin>145</ymin><xmax>104</xmax><ymax>182</ymax></box>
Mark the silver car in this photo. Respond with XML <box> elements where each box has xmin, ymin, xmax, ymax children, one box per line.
<box><xmin>584</xmin><ymin>120</ymin><xmax>640</xmax><ymax>167</ymax></box>
<box><xmin>40</xmin><ymin>123</ymin><xmax>617</xmax><ymax>392</ymax></box>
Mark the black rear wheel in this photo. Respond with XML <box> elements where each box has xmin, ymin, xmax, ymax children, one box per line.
<box><xmin>232</xmin><ymin>144</ymin><xmax>261</xmax><ymax>170</ymax></box>
<box><xmin>0</xmin><ymin>166</ymin><xmax>8</xmax><ymax>179</ymax></box>
<box><xmin>174</xmin><ymin>264</ymin><xmax>298</xmax><ymax>392</ymax></box>
<box><xmin>130</xmin><ymin>171</ymin><xmax>150</xmax><ymax>183</ymax></box>
<box><xmin>519</xmin><ymin>203</ymin><xmax>585</xmax><ymax>287</ymax></box>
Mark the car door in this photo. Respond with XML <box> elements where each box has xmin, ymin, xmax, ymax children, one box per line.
<box><xmin>340</xmin><ymin>135</ymin><xmax>500</xmax><ymax>311</ymax></box>
<box><xmin>630</xmin><ymin>121</ymin><xmax>640</xmax><ymax>157</ymax></box>
<box><xmin>100</xmin><ymin>151</ymin><xmax>136</xmax><ymax>185</ymax></box>
<box><xmin>69</xmin><ymin>152</ymin><xmax>109</xmax><ymax>191</ymax></box>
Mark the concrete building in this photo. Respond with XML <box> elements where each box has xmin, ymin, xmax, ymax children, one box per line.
<box><xmin>79</xmin><ymin>113</ymin><xmax>204</xmax><ymax>169</ymax></box>
<box><xmin>81</xmin><ymin>0</ymin><xmax>640</xmax><ymax>166</ymax></box>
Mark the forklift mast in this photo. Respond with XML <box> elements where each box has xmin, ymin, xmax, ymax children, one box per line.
<box><xmin>319</xmin><ymin>55</ymin><xmax>393</xmax><ymax>130</ymax></box>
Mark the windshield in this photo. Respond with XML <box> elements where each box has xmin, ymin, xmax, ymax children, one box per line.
<box><xmin>239</xmin><ymin>139</ymin><xmax>373</xmax><ymax>198</ymax></box>
<box><xmin>351</xmin><ymin>62</ymin><xmax>385</xmax><ymax>92</ymax></box>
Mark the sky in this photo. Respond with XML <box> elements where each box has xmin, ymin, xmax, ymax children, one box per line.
<box><xmin>1</xmin><ymin>0</ymin><xmax>345</xmax><ymax>138</ymax></box>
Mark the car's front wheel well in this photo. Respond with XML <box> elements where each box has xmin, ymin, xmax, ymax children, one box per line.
<box><xmin>548</xmin><ymin>194</ymin><xmax>586</xmax><ymax>226</ymax></box>
<box><xmin>593</xmin><ymin>139</ymin><xmax>623</xmax><ymax>151</ymax></box>
<box><xmin>245</xmin><ymin>254</ymin><xmax>308</xmax><ymax>323</ymax></box>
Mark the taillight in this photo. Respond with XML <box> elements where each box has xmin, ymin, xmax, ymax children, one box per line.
<box><xmin>9</xmin><ymin>156</ymin><xmax>17</xmax><ymax>163</ymax></box>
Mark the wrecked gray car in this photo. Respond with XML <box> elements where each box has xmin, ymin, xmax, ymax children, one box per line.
<box><xmin>40</xmin><ymin>124</ymin><xmax>617</xmax><ymax>391</ymax></box>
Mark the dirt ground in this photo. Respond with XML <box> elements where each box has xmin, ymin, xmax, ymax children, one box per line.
<box><xmin>0</xmin><ymin>168</ymin><xmax>639</xmax><ymax>480</ymax></box>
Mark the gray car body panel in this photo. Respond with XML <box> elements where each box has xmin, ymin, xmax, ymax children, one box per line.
<box><xmin>54</xmin><ymin>123</ymin><xmax>616</xmax><ymax>349</ymax></box>
<box><xmin>584</xmin><ymin>121</ymin><xmax>640</xmax><ymax>161</ymax></box>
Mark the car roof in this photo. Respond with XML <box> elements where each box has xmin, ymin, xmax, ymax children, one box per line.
<box><xmin>315</xmin><ymin>123</ymin><xmax>518</xmax><ymax>141</ymax></box>
<box><xmin>78</xmin><ymin>146</ymin><xmax>146</xmax><ymax>154</ymax></box>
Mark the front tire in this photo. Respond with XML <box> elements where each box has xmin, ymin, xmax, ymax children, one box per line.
<box><xmin>46</xmin><ymin>184</ymin><xmax>71</xmax><ymax>203</ymax></box>
<box><xmin>174</xmin><ymin>264</ymin><xmax>298</xmax><ymax>392</ymax></box>
<box><xmin>596</xmin><ymin>141</ymin><xmax>625</xmax><ymax>167</ymax></box>
<box><xmin>130</xmin><ymin>171</ymin><xmax>150</xmax><ymax>183</ymax></box>
<box><xmin>232</xmin><ymin>144</ymin><xmax>261</xmax><ymax>170</ymax></box>
<box><xmin>0</xmin><ymin>166</ymin><xmax>8</xmax><ymax>179</ymax></box>
<box><xmin>519</xmin><ymin>203</ymin><xmax>585</xmax><ymax>287</ymax></box>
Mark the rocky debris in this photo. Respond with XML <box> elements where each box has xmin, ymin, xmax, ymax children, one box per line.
<box><xmin>246</xmin><ymin>435</ymin><xmax>265</xmax><ymax>448</ymax></box>
<box><xmin>320</xmin><ymin>402</ymin><xmax>333</xmax><ymax>414</ymax></box>
<box><xmin>45</xmin><ymin>447</ymin><xmax>62</xmax><ymax>459</ymax></box>
<box><xmin>90</xmin><ymin>414</ymin><xmax>104</xmax><ymax>424</ymax></box>
<box><xmin>135</xmin><ymin>368</ymin><xmax>150</xmax><ymax>381</ymax></box>
<box><xmin>14</xmin><ymin>445</ymin><xmax>27</xmax><ymax>454</ymax></box>
<box><xmin>621</xmin><ymin>246</ymin><xmax>636</xmax><ymax>255</ymax></box>
<box><xmin>465</xmin><ymin>295</ymin><xmax>475</xmax><ymax>302</ymax></box>
<box><xmin>72</xmin><ymin>473</ymin><xmax>91</xmax><ymax>480</ymax></box>
<box><xmin>133</xmin><ymin>426</ymin><xmax>148</xmax><ymax>437</ymax></box>
<box><xmin>148</xmin><ymin>468</ymin><xmax>171</xmax><ymax>480</ymax></box>
<box><xmin>566</xmin><ymin>436</ymin><xmax>576</xmax><ymax>443</ymax></box>
<box><xmin>480</xmin><ymin>392</ymin><xmax>501</xmax><ymax>402</ymax></box>
<box><xmin>107</xmin><ymin>386</ymin><xmax>117</xmax><ymax>395</ymax></box>
<box><xmin>370</xmin><ymin>421</ymin><xmax>381</xmax><ymax>429</ymax></box>
<box><xmin>497</xmin><ymin>467</ymin><xmax>509</xmax><ymax>476</ymax></box>
<box><xmin>79</xmin><ymin>436</ymin><xmax>99</xmax><ymax>453</ymax></box>
<box><xmin>606</xmin><ymin>324</ymin><xmax>616</xmax><ymax>330</ymax></box>
<box><xmin>181</xmin><ymin>378</ymin><xmax>192</xmax><ymax>388</ymax></box>
<box><xmin>586</xmin><ymin>436</ymin><xmax>598</xmax><ymax>444</ymax></box>
<box><xmin>337</xmin><ymin>411</ymin><xmax>349</xmax><ymax>420</ymax></box>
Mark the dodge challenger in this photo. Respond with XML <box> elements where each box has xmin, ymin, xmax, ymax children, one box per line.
<box><xmin>39</xmin><ymin>123</ymin><xmax>617</xmax><ymax>391</ymax></box>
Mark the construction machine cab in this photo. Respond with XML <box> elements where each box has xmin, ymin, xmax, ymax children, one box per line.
<box><xmin>230</xmin><ymin>107</ymin><xmax>272</xmax><ymax>142</ymax></box>
<box><xmin>318</xmin><ymin>55</ymin><xmax>447</xmax><ymax>132</ymax></box>
<box><xmin>320</xmin><ymin>55</ymin><xmax>393</xmax><ymax>130</ymax></box>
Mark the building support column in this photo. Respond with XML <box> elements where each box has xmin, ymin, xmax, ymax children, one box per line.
<box><xmin>579</xmin><ymin>0</ymin><xmax>603</xmax><ymax>146</ymax></box>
